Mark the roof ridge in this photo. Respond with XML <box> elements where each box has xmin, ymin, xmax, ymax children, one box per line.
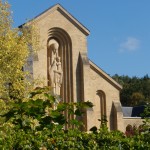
<box><xmin>19</xmin><ymin>3</ymin><xmax>90</xmax><ymax>36</ymax></box>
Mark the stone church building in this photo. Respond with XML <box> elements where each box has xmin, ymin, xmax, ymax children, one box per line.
<box><xmin>25</xmin><ymin>4</ymin><xmax>143</xmax><ymax>132</ymax></box>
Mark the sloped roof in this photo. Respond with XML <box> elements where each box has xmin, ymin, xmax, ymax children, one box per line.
<box><xmin>89</xmin><ymin>60</ymin><xmax>122</xmax><ymax>91</ymax></box>
<box><xmin>20</xmin><ymin>4</ymin><xmax>90</xmax><ymax>36</ymax></box>
<box><xmin>122</xmin><ymin>106</ymin><xmax>145</xmax><ymax>117</ymax></box>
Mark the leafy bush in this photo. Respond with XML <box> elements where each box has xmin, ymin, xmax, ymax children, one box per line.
<box><xmin>0</xmin><ymin>87</ymin><xmax>150</xmax><ymax>149</ymax></box>
<box><xmin>0</xmin><ymin>87</ymin><xmax>94</xmax><ymax>149</ymax></box>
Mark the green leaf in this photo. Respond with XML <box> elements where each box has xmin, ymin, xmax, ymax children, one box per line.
<box><xmin>57</xmin><ymin>103</ymin><xmax>67</xmax><ymax>111</ymax></box>
<box><xmin>50</xmin><ymin>110</ymin><xmax>61</xmax><ymax>118</ymax></box>
<box><xmin>74</xmin><ymin>109</ymin><xmax>83</xmax><ymax>116</ymax></box>
<box><xmin>83</xmin><ymin>101</ymin><xmax>94</xmax><ymax>108</ymax></box>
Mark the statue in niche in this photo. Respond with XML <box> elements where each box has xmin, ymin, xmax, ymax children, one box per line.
<box><xmin>49</xmin><ymin>43</ymin><xmax>63</xmax><ymax>95</ymax></box>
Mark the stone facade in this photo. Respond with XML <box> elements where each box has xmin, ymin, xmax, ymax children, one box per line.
<box><xmin>24</xmin><ymin>4</ymin><xmax>143</xmax><ymax>132</ymax></box>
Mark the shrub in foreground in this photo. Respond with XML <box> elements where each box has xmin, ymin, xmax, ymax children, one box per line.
<box><xmin>0</xmin><ymin>87</ymin><xmax>150</xmax><ymax>149</ymax></box>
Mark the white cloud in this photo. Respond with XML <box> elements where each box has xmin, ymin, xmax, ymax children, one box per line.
<box><xmin>119</xmin><ymin>37</ymin><xmax>140</xmax><ymax>52</ymax></box>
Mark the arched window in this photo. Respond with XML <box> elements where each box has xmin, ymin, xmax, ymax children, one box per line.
<box><xmin>97</xmin><ymin>90</ymin><xmax>106</xmax><ymax>123</ymax></box>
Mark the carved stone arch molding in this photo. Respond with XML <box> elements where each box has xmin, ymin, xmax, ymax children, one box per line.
<box><xmin>47</xmin><ymin>27</ymin><xmax>73</xmax><ymax>103</ymax></box>
<box><xmin>96</xmin><ymin>90</ymin><xmax>107</xmax><ymax>122</ymax></box>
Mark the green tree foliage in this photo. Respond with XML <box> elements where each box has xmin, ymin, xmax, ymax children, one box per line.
<box><xmin>0</xmin><ymin>87</ymin><xmax>94</xmax><ymax>149</ymax></box>
<box><xmin>0</xmin><ymin>1</ymin><xmax>150</xmax><ymax>149</ymax></box>
<box><xmin>141</xmin><ymin>104</ymin><xmax>150</xmax><ymax>132</ymax></box>
<box><xmin>1</xmin><ymin>87</ymin><xmax>93</xmax><ymax>130</ymax></box>
<box><xmin>112</xmin><ymin>74</ymin><xmax>150</xmax><ymax>106</ymax></box>
<box><xmin>0</xmin><ymin>87</ymin><xmax>150</xmax><ymax>149</ymax></box>
<box><xmin>0</xmin><ymin>0</ymin><xmax>39</xmax><ymax>100</ymax></box>
<box><xmin>130</xmin><ymin>92</ymin><xmax>145</xmax><ymax>106</ymax></box>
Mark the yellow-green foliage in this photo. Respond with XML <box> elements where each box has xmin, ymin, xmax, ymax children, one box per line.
<box><xmin>0</xmin><ymin>0</ymin><xmax>39</xmax><ymax>100</ymax></box>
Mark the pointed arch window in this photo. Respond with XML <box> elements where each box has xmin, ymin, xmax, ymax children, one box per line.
<box><xmin>97</xmin><ymin>90</ymin><xmax>107</xmax><ymax>122</ymax></box>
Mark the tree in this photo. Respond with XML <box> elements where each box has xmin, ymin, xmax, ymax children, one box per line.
<box><xmin>0</xmin><ymin>87</ymin><xmax>94</xmax><ymax>149</ymax></box>
<box><xmin>130</xmin><ymin>92</ymin><xmax>145</xmax><ymax>106</ymax></box>
<box><xmin>0</xmin><ymin>0</ymin><xmax>39</xmax><ymax>100</ymax></box>
<box><xmin>112</xmin><ymin>74</ymin><xmax>150</xmax><ymax>106</ymax></box>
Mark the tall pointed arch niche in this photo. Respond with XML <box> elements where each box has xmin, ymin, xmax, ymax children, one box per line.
<box><xmin>47</xmin><ymin>27</ymin><xmax>73</xmax><ymax>103</ymax></box>
<box><xmin>97</xmin><ymin>90</ymin><xmax>107</xmax><ymax>123</ymax></box>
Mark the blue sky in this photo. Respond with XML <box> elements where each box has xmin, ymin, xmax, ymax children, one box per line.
<box><xmin>9</xmin><ymin>0</ymin><xmax>150</xmax><ymax>77</ymax></box>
